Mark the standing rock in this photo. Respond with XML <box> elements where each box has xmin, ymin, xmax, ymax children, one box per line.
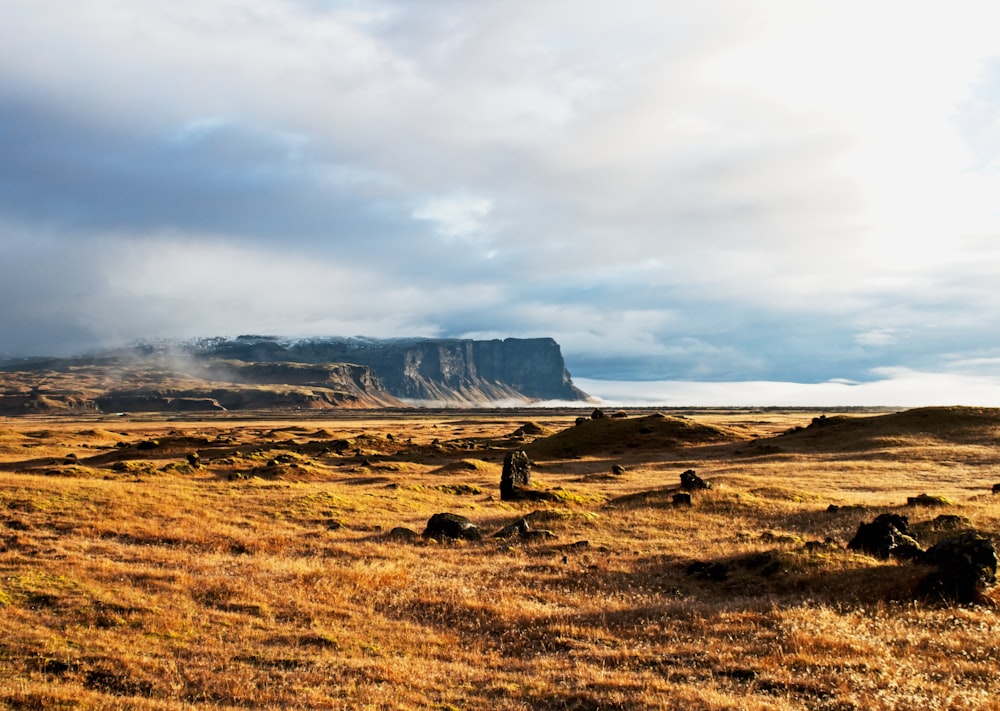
<box><xmin>501</xmin><ymin>450</ymin><xmax>532</xmax><ymax>501</ymax></box>
<box><xmin>422</xmin><ymin>513</ymin><xmax>481</xmax><ymax>541</ymax></box>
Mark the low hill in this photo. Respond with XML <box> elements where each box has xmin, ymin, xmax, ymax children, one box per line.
<box><xmin>756</xmin><ymin>406</ymin><xmax>1000</xmax><ymax>453</ymax></box>
<box><xmin>524</xmin><ymin>413</ymin><xmax>742</xmax><ymax>459</ymax></box>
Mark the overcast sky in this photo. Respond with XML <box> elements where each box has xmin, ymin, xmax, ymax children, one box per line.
<box><xmin>2</xmin><ymin>1</ymin><xmax>1000</xmax><ymax>403</ymax></box>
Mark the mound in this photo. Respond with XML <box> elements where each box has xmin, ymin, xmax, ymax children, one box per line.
<box><xmin>771</xmin><ymin>406</ymin><xmax>1000</xmax><ymax>452</ymax></box>
<box><xmin>524</xmin><ymin>414</ymin><xmax>740</xmax><ymax>459</ymax></box>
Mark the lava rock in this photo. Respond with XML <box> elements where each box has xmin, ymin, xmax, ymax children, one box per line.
<box><xmin>918</xmin><ymin>531</ymin><xmax>998</xmax><ymax>604</ymax></box>
<box><xmin>422</xmin><ymin>513</ymin><xmax>481</xmax><ymax>541</ymax></box>
<box><xmin>847</xmin><ymin>513</ymin><xmax>922</xmax><ymax>560</ymax></box>
<box><xmin>680</xmin><ymin>469</ymin><xmax>711</xmax><ymax>491</ymax></box>
<box><xmin>500</xmin><ymin>450</ymin><xmax>531</xmax><ymax>501</ymax></box>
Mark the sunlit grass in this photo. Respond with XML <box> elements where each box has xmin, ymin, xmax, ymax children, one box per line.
<box><xmin>0</xmin><ymin>409</ymin><xmax>998</xmax><ymax>709</ymax></box>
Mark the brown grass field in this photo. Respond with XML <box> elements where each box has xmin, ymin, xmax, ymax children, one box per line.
<box><xmin>1</xmin><ymin>406</ymin><xmax>999</xmax><ymax>710</ymax></box>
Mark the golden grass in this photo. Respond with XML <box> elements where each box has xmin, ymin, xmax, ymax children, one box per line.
<box><xmin>0</xmin><ymin>408</ymin><xmax>998</xmax><ymax>709</ymax></box>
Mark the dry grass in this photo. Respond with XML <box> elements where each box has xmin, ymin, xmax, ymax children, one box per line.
<box><xmin>0</xmin><ymin>407</ymin><xmax>999</xmax><ymax>710</ymax></box>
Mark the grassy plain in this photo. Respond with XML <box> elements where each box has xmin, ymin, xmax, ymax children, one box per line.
<box><xmin>0</xmin><ymin>407</ymin><xmax>999</xmax><ymax>710</ymax></box>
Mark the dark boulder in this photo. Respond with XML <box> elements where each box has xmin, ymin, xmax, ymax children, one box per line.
<box><xmin>680</xmin><ymin>469</ymin><xmax>711</xmax><ymax>491</ymax></box>
<box><xmin>385</xmin><ymin>527</ymin><xmax>419</xmax><ymax>542</ymax></box>
<box><xmin>500</xmin><ymin>450</ymin><xmax>531</xmax><ymax>501</ymax></box>
<box><xmin>422</xmin><ymin>513</ymin><xmax>481</xmax><ymax>541</ymax></box>
<box><xmin>499</xmin><ymin>450</ymin><xmax>557</xmax><ymax>502</ymax></box>
<box><xmin>590</xmin><ymin>408</ymin><xmax>605</xmax><ymax>419</ymax></box>
<box><xmin>672</xmin><ymin>493</ymin><xmax>693</xmax><ymax>507</ymax></box>
<box><xmin>992</xmin><ymin>483</ymin><xmax>1000</xmax><ymax>494</ymax></box>
<box><xmin>686</xmin><ymin>561</ymin><xmax>729</xmax><ymax>581</ymax></box>
<box><xmin>847</xmin><ymin>513</ymin><xmax>922</xmax><ymax>560</ymax></box>
<box><xmin>493</xmin><ymin>518</ymin><xmax>530</xmax><ymax>539</ymax></box>
<box><xmin>611</xmin><ymin>464</ymin><xmax>626</xmax><ymax>476</ymax></box>
<box><xmin>918</xmin><ymin>531</ymin><xmax>998</xmax><ymax>604</ymax></box>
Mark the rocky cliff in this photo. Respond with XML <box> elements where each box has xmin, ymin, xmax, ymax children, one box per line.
<box><xmin>187</xmin><ymin>336</ymin><xmax>592</xmax><ymax>405</ymax></box>
<box><xmin>0</xmin><ymin>336</ymin><xmax>592</xmax><ymax>413</ymax></box>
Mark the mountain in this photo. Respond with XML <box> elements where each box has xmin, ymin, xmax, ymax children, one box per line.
<box><xmin>184</xmin><ymin>336</ymin><xmax>592</xmax><ymax>405</ymax></box>
<box><xmin>0</xmin><ymin>336</ymin><xmax>592</xmax><ymax>413</ymax></box>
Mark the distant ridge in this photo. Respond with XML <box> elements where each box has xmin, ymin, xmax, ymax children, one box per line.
<box><xmin>0</xmin><ymin>336</ymin><xmax>593</xmax><ymax>413</ymax></box>
<box><xmin>179</xmin><ymin>335</ymin><xmax>593</xmax><ymax>405</ymax></box>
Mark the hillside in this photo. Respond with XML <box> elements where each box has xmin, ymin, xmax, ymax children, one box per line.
<box><xmin>741</xmin><ymin>406</ymin><xmax>1000</xmax><ymax>455</ymax></box>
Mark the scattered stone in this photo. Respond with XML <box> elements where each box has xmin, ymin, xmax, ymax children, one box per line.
<box><xmin>575</xmin><ymin>417</ymin><xmax>588</xmax><ymax>426</ymax></box>
<box><xmin>590</xmin><ymin>408</ymin><xmax>605</xmax><ymax>419</ymax></box>
<box><xmin>847</xmin><ymin>513</ymin><xmax>922</xmax><ymax>560</ymax></box>
<box><xmin>523</xmin><ymin>529</ymin><xmax>556</xmax><ymax>542</ymax></box>
<box><xmin>611</xmin><ymin>411</ymin><xmax>628</xmax><ymax>418</ymax></box>
<box><xmin>918</xmin><ymin>531</ymin><xmax>998</xmax><ymax>604</ymax></box>
<box><xmin>422</xmin><ymin>513</ymin><xmax>481</xmax><ymax>541</ymax></box>
<box><xmin>680</xmin><ymin>469</ymin><xmax>711</xmax><ymax>491</ymax></box>
<box><xmin>686</xmin><ymin>561</ymin><xmax>729</xmax><ymax>581</ymax></box>
<box><xmin>672</xmin><ymin>493</ymin><xmax>693</xmax><ymax>507</ymax></box>
<box><xmin>907</xmin><ymin>493</ymin><xmax>953</xmax><ymax>507</ymax></box>
<box><xmin>385</xmin><ymin>527</ymin><xmax>419</xmax><ymax>542</ymax></box>
<box><xmin>493</xmin><ymin>518</ymin><xmax>530</xmax><ymax>539</ymax></box>
<box><xmin>611</xmin><ymin>464</ymin><xmax>626</xmax><ymax>476</ymax></box>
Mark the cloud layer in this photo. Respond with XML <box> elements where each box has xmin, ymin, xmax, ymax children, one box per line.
<box><xmin>3</xmin><ymin>1</ymin><xmax>1000</xmax><ymax>401</ymax></box>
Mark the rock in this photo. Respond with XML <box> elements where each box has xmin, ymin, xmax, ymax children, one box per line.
<box><xmin>672</xmin><ymin>493</ymin><xmax>693</xmax><ymax>507</ymax></box>
<box><xmin>680</xmin><ymin>469</ymin><xmax>711</xmax><ymax>491</ymax></box>
<box><xmin>686</xmin><ymin>561</ymin><xmax>729</xmax><ymax>581</ymax></box>
<box><xmin>575</xmin><ymin>417</ymin><xmax>588</xmax><ymax>426</ymax></box>
<box><xmin>992</xmin><ymin>483</ymin><xmax>1000</xmax><ymax>494</ymax></box>
<box><xmin>500</xmin><ymin>450</ymin><xmax>531</xmax><ymax>501</ymax></box>
<box><xmin>918</xmin><ymin>531</ymin><xmax>998</xmax><ymax>604</ymax></box>
<box><xmin>493</xmin><ymin>519</ymin><xmax>530</xmax><ymax>539</ymax></box>
<box><xmin>187</xmin><ymin>452</ymin><xmax>201</xmax><ymax>467</ymax></box>
<box><xmin>906</xmin><ymin>493</ymin><xmax>953</xmax><ymax>507</ymax></box>
<box><xmin>590</xmin><ymin>408</ymin><xmax>605</xmax><ymax>419</ymax></box>
<box><xmin>422</xmin><ymin>513</ymin><xmax>481</xmax><ymax>541</ymax></box>
<box><xmin>385</xmin><ymin>527</ymin><xmax>419</xmax><ymax>542</ymax></box>
<box><xmin>611</xmin><ymin>464</ymin><xmax>626</xmax><ymax>476</ymax></box>
<box><xmin>847</xmin><ymin>513</ymin><xmax>922</xmax><ymax>560</ymax></box>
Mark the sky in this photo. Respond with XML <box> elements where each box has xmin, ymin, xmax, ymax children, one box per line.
<box><xmin>2</xmin><ymin>1</ymin><xmax>1000</xmax><ymax>405</ymax></box>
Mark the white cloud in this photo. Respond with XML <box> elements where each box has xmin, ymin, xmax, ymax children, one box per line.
<box><xmin>578</xmin><ymin>368</ymin><xmax>1000</xmax><ymax>408</ymax></box>
<box><xmin>412</xmin><ymin>194</ymin><xmax>493</xmax><ymax>240</ymax></box>
<box><xmin>3</xmin><ymin>1</ymin><xmax>1000</xmax><ymax>386</ymax></box>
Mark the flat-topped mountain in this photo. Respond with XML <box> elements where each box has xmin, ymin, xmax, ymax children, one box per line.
<box><xmin>186</xmin><ymin>336</ymin><xmax>591</xmax><ymax>404</ymax></box>
<box><xmin>0</xmin><ymin>336</ymin><xmax>592</xmax><ymax>414</ymax></box>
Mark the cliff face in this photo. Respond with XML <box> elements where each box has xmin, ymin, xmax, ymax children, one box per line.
<box><xmin>192</xmin><ymin>336</ymin><xmax>592</xmax><ymax>404</ymax></box>
<box><xmin>0</xmin><ymin>336</ymin><xmax>592</xmax><ymax>413</ymax></box>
